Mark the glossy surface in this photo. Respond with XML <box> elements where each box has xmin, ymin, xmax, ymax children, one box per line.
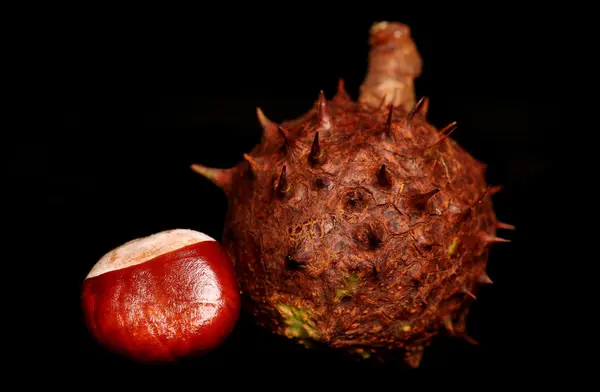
<box><xmin>82</xmin><ymin>240</ymin><xmax>241</xmax><ymax>362</ymax></box>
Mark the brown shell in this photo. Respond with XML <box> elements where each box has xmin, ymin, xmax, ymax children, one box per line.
<box><xmin>191</xmin><ymin>22</ymin><xmax>511</xmax><ymax>367</ymax></box>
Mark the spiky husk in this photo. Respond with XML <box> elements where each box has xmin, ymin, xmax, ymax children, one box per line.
<box><xmin>192</xmin><ymin>22</ymin><xmax>511</xmax><ymax>368</ymax></box>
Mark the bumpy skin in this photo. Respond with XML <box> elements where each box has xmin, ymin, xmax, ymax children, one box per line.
<box><xmin>192</xmin><ymin>22</ymin><xmax>510</xmax><ymax>367</ymax></box>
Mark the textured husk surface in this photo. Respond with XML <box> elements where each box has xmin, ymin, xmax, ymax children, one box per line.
<box><xmin>192</xmin><ymin>22</ymin><xmax>506</xmax><ymax>367</ymax></box>
<box><xmin>220</xmin><ymin>95</ymin><xmax>497</xmax><ymax>366</ymax></box>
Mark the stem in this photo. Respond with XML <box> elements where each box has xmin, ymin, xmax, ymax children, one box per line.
<box><xmin>359</xmin><ymin>21</ymin><xmax>423</xmax><ymax>112</ymax></box>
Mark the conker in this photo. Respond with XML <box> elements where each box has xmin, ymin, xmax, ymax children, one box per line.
<box><xmin>81</xmin><ymin>229</ymin><xmax>241</xmax><ymax>363</ymax></box>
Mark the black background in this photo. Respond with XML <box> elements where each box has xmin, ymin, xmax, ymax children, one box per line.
<box><xmin>10</xmin><ymin>4</ymin><xmax>576</xmax><ymax>382</ymax></box>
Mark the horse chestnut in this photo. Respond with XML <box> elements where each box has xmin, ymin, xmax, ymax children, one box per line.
<box><xmin>81</xmin><ymin>229</ymin><xmax>241</xmax><ymax>362</ymax></box>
